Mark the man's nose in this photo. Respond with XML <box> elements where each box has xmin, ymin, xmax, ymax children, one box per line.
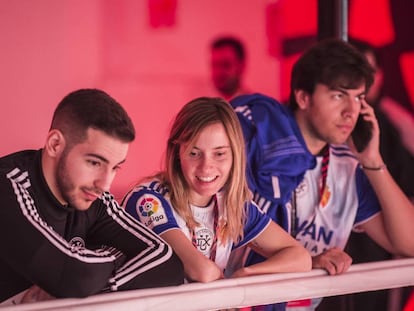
<box><xmin>343</xmin><ymin>97</ymin><xmax>360</xmax><ymax>118</ymax></box>
<box><xmin>95</xmin><ymin>169</ymin><xmax>115</xmax><ymax>193</ymax></box>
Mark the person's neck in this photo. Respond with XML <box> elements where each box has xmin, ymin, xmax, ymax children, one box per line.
<box><xmin>41</xmin><ymin>150</ymin><xmax>67</xmax><ymax>205</ymax></box>
<box><xmin>190</xmin><ymin>195</ymin><xmax>215</xmax><ymax>208</ymax></box>
<box><xmin>294</xmin><ymin>111</ymin><xmax>327</xmax><ymax>155</ymax></box>
<box><xmin>220</xmin><ymin>91</ymin><xmax>236</xmax><ymax>101</ymax></box>
<box><xmin>218</xmin><ymin>85</ymin><xmax>242</xmax><ymax>101</ymax></box>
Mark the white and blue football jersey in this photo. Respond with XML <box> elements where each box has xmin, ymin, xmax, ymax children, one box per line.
<box><xmin>123</xmin><ymin>180</ymin><xmax>271</xmax><ymax>271</ymax></box>
<box><xmin>290</xmin><ymin>145</ymin><xmax>380</xmax><ymax>255</ymax></box>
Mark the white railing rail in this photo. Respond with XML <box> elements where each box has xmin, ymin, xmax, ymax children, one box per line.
<box><xmin>2</xmin><ymin>258</ymin><xmax>414</xmax><ymax>311</ymax></box>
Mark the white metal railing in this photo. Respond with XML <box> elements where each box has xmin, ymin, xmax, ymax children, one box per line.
<box><xmin>2</xmin><ymin>258</ymin><xmax>414</xmax><ymax>311</ymax></box>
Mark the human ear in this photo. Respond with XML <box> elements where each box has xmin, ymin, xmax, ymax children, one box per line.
<box><xmin>44</xmin><ymin>129</ymin><xmax>66</xmax><ymax>158</ymax></box>
<box><xmin>294</xmin><ymin>89</ymin><xmax>310</xmax><ymax>109</ymax></box>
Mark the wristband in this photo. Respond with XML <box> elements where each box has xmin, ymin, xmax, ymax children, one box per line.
<box><xmin>360</xmin><ymin>164</ymin><xmax>387</xmax><ymax>171</ymax></box>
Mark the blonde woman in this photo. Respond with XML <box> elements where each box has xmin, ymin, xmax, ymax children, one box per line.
<box><xmin>122</xmin><ymin>97</ymin><xmax>311</xmax><ymax>282</ymax></box>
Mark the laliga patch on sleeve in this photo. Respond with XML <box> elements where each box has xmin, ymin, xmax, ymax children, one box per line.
<box><xmin>135</xmin><ymin>194</ymin><xmax>168</xmax><ymax>229</ymax></box>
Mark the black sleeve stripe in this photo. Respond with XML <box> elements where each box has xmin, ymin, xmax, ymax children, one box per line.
<box><xmin>101</xmin><ymin>193</ymin><xmax>174</xmax><ymax>290</ymax></box>
<box><xmin>103</xmin><ymin>192</ymin><xmax>166</xmax><ymax>244</ymax></box>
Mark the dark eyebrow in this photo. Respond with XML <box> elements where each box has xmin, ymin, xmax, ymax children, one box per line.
<box><xmin>331</xmin><ymin>86</ymin><xmax>366</xmax><ymax>97</ymax></box>
<box><xmin>85</xmin><ymin>153</ymin><xmax>126</xmax><ymax>166</ymax></box>
<box><xmin>329</xmin><ymin>86</ymin><xmax>347</xmax><ymax>94</ymax></box>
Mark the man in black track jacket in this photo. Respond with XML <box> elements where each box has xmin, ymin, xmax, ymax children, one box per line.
<box><xmin>0</xmin><ymin>89</ymin><xmax>184</xmax><ymax>305</ymax></box>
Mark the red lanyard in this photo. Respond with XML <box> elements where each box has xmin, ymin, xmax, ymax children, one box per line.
<box><xmin>319</xmin><ymin>145</ymin><xmax>330</xmax><ymax>207</ymax></box>
<box><xmin>291</xmin><ymin>145</ymin><xmax>330</xmax><ymax>237</ymax></box>
<box><xmin>191</xmin><ymin>195</ymin><xmax>219</xmax><ymax>262</ymax></box>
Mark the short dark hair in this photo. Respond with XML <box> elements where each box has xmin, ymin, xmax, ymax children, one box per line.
<box><xmin>211</xmin><ymin>36</ymin><xmax>246</xmax><ymax>61</ymax></box>
<box><xmin>288</xmin><ymin>38</ymin><xmax>374</xmax><ymax>110</ymax></box>
<box><xmin>51</xmin><ymin>88</ymin><xmax>135</xmax><ymax>144</ymax></box>
<box><xmin>348</xmin><ymin>37</ymin><xmax>381</xmax><ymax>67</ymax></box>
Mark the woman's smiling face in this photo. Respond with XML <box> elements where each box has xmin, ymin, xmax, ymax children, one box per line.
<box><xmin>179</xmin><ymin>122</ymin><xmax>233</xmax><ymax>207</ymax></box>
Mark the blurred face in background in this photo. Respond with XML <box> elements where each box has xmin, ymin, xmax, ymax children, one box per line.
<box><xmin>211</xmin><ymin>46</ymin><xmax>245</xmax><ymax>98</ymax></box>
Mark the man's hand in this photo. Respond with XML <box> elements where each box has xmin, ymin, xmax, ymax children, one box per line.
<box><xmin>312</xmin><ymin>247</ymin><xmax>352</xmax><ymax>275</ymax></box>
<box><xmin>21</xmin><ymin>285</ymin><xmax>55</xmax><ymax>303</ymax></box>
<box><xmin>348</xmin><ymin>99</ymin><xmax>383</xmax><ymax>168</ymax></box>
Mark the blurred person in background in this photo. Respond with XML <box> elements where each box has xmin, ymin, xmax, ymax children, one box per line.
<box><xmin>210</xmin><ymin>36</ymin><xmax>251</xmax><ymax>101</ymax></box>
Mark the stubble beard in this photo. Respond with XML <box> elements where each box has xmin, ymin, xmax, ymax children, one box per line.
<box><xmin>55</xmin><ymin>150</ymin><xmax>83</xmax><ymax>210</ymax></box>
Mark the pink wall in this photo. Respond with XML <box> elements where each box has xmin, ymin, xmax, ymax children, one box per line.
<box><xmin>0</xmin><ymin>0</ymin><xmax>279</xmax><ymax>199</ymax></box>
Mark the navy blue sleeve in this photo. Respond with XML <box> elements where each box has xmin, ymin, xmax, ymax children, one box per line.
<box><xmin>234</xmin><ymin>201</ymin><xmax>271</xmax><ymax>249</ymax></box>
<box><xmin>123</xmin><ymin>187</ymin><xmax>180</xmax><ymax>235</ymax></box>
<box><xmin>354</xmin><ymin>167</ymin><xmax>381</xmax><ymax>225</ymax></box>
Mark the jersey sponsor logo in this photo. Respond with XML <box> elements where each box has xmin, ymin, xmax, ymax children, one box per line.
<box><xmin>296</xmin><ymin>219</ymin><xmax>334</xmax><ymax>255</ymax></box>
<box><xmin>194</xmin><ymin>227</ymin><xmax>214</xmax><ymax>255</ymax></box>
<box><xmin>299</xmin><ymin>239</ymin><xmax>329</xmax><ymax>255</ymax></box>
<box><xmin>136</xmin><ymin>194</ymin><xmax>167</xmax><ymax>228</ymax></box>
<box><xmin>297</xmin><ymin>219</ymin><xmax>333</xmax><ymax>245</ymax></box>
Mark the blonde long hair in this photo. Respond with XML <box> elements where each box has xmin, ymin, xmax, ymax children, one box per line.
<box><xmin>156</xmin><ymin>97</ymin><xmax>251</xmax><ymax>243</ymax></box>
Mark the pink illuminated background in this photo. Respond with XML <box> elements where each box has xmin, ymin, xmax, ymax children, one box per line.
<box><xmin>1</xmin><ymin>0</ymin><xmax>413</xmax><ymax>200</ymax></box>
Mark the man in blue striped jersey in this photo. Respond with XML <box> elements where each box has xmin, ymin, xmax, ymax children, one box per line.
<box><xmin>231</xmin><ymin>39</ymin><xmax>414</xmax><ymax>311</ymax></box>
